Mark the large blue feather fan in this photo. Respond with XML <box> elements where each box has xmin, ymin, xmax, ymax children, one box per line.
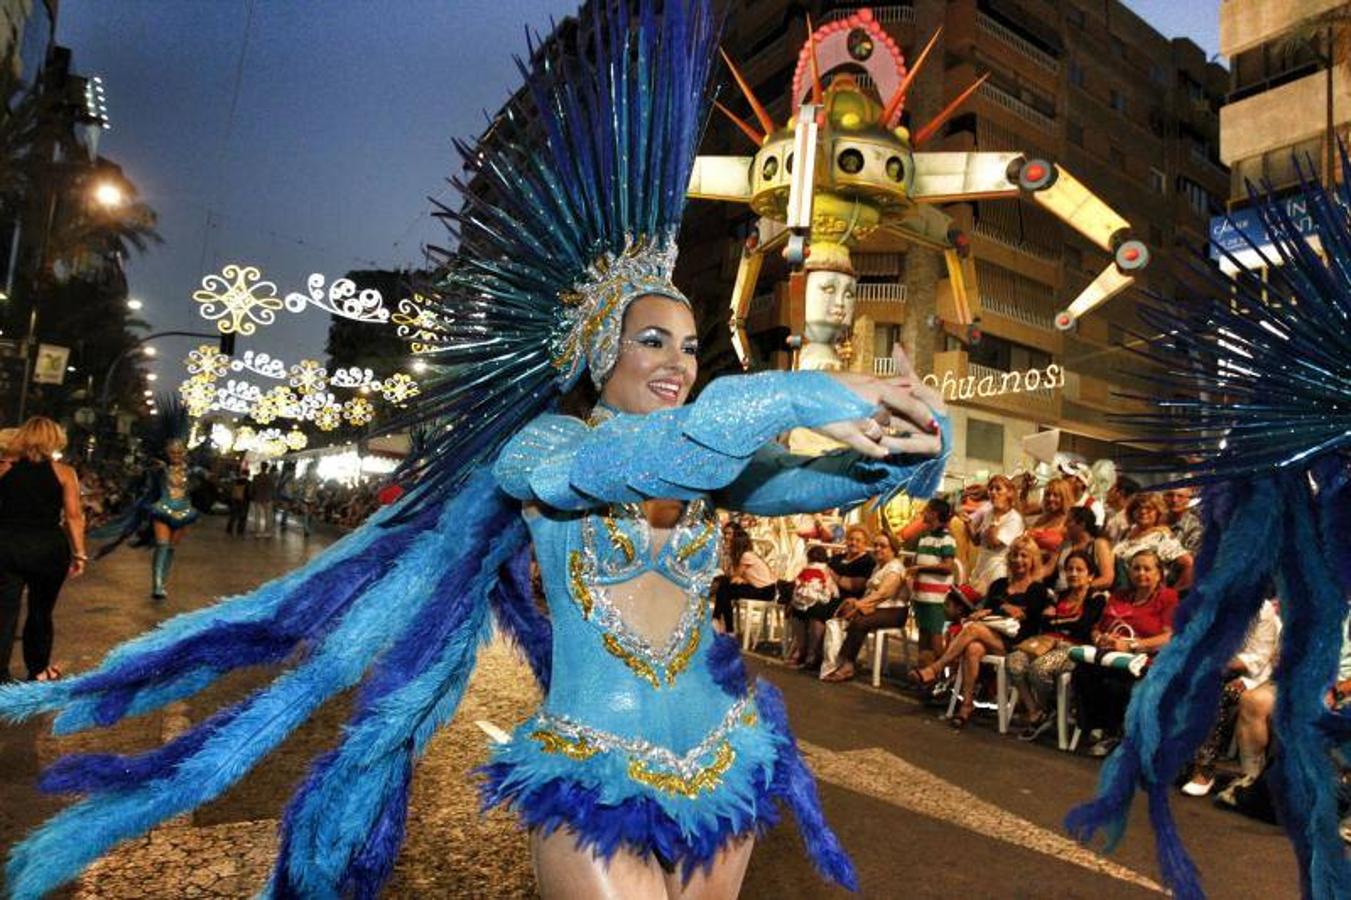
<box><xmin>1067</xmin><ymin>152</ymin><xmax>1351</xmax><ymax>900</ymax></box>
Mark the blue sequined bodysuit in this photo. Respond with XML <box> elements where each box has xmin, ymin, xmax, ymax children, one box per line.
<box><xmin>148</xmin><ymin>463</ymin><xmax>199</xmax><ymax>529</ymax></box>
<box><xmin>483</xmin><ymin>371</ymin><xmax>950</xmax><ymax>881</ymax></box>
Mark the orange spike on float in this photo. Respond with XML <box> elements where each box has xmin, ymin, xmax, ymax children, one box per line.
<box><xmin>912</xmin><ymin>72</ymin><xmax>990</xmax><ymax>147</ymax></box>
<box><xmin>805</xmin><ymin>14</ymin><xmax>824</xmax><ymax>105</ymax></box>
<box><xmin>713</xmin><ymin>100</ymin><xmax>766</xmax><ymax>147</ymax></box>
<box><xmin>719</xmin><ymin>48</ymin><xmax>777</xmax><ymax>136</ymax></box>
<box><xmin>882</xmin><ymin>26</ymin><xmax>942</xmax><ymax>127</ymax></box>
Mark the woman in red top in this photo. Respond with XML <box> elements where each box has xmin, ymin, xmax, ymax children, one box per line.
<box><xmin>1023</xmin><ymin>477</ymin><xmax>1073</xmax><ymax>563</ymax></box>
<box><xmin>1073</xmin><ymin>548</ymin><xmax>1178</xmax><ymax>756</ymax></box>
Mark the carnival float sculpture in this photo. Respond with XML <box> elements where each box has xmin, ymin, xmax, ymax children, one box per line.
<box><xmin>688</xmin><ymin>8</ymin><xmax>1150</xmax><ymax>369</ymax></box>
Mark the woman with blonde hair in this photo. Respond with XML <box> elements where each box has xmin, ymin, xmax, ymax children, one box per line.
<box><xmin>1024</xmin><ymin>477</ymin><xmax>1073</xmax><ymax>562</ymax></box>
<box><xmin>0</xmin><ymin>416</ymin><xmax>86</xmax><ymax>681</ymax></box>
<box><xmin>1111</xmin><ymin>492</ymin><xmax>1193</xmax><ymax>591</ymax></box>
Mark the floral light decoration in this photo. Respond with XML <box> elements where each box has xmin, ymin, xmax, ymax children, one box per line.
<box><xmin>284</xmin><ymin>273</ymin><xmax>391</xmax><ymax>323</ymax></box>
<box><xmin>342</xmin><ymin>396</ymin><xmax>375</xmax><ymax>427</ymax></box>
<box><xmin>288</xmin><ymin>359</ymin><xmax>329</xmax><ymax>395</ymax></box>
<box><xmin>194</xmin><ymin>264</ymin><xmax>396</xmax><ymax>336</ymax></box>
<box><xmin>192</xmin><ymin>264</ymin><xmax>284</xmax><ymax>336</ymax></box>
<box><xmin>379</xmin><ymin>372</ymin><xmax>420</xmax><ymax>405</ymax></box>
<box><xmin>284</xmin><ymin>428</ymin><xmax>309</xmax><ymax>451</ymax></box>
<box><xmin>185</xmin><ymin>344</ymin><xmax>230</xmax><ymax>380</ymax></box>
<box><xmin>249</xmin><ymin>392</ymin><xmax>281</xmax><ymax>425</ymax></box>
<box><xmin>178</xmin><ymin>374</ymin><xmax>217</xmax><ymax>417</ymax></box>
<box><xmin>229</xmin><ymin>350</ymin><xmax>288</xmax><ymax>380</ymax></box>
<box><xmin>313</xmin><ymin>403</ymin><xmax>343</xmax><ymax>432</ymax></box>
<box><xmin>232</xmin><ymin>426</ymin><xmax>257</xmax><ymax>452</ymax></box>
<box><xmin>391</xmin><ymin>295</ymin><xmax>446</xmax><ymax>354</ymax></box>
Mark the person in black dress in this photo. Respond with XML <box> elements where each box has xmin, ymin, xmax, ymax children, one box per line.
<box><xmin>909</xmin><ymin>534</ymin><xmax>1052</xmax><ymax>728</ymax></box>
<box><xmin>0</xmin><ymin>417</ymin><xmax>87</xmax><ymax>682</ymax></box>
<box><xmin>790</xmin><ymin>525</ymin><xmax>874</xmax><ymax>669</ymax></box>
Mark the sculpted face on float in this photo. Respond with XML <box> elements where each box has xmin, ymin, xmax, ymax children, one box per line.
<box><xmin>598</xmin><ymin>294</ymin><xmax>698</xmax><ymax>415</ymax></box>
<box><xmin>800</xmin><ymin>269</ymin><xmax>856</xmax><ymax>371</ymax></box>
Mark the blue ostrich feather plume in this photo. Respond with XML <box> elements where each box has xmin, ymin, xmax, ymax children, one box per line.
<box><xmin>1073</xmin><ymin>151</ymin><xmax>1351</xmax><ymax>899</ymax></box>
<box><xmin>488</xmin><ymin>541</ymin><xmax>553</xmax><ymax>690</ymax></box>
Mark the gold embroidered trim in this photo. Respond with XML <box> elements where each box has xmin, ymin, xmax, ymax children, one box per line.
<box><xmin>530</xmin><ymin>729</ymin><xmax>601</xmax><ymax>761</ymax></box>
<box><xmin>664</xmin><ymin>626</ymin><xmax>701</xmax><ymax>686</ymax></box>
<box><xmin>627</xmin><ymin>741</ymin><xmax>735</xmax><ymax>798</ymax></box>
<box><xmin>601</xmin><ymin>514</ymin><xmax>636</xmax><ymax>564</ymax></box>
<box><xmin>603</xmin><ymin>633</ymin><xmax>660</xmax><ymax>688</ymax></box>
<box><xmin>568</xmin><ymin>551</ymin><xmax>594</xmax><ymax>619</ymax></box>
<box><xmin>675</xmin><ymin>520</ymin><xmax>716</xmax><ymax>563</ymax></box>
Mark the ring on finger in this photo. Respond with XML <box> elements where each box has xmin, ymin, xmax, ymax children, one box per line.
<box><xmin>885</xmin><ymin>424</ymin><xmax>913</xmax><ymax>439</ymax></box>
<box><xmin>862</xmin><ymin>419</ymin><xmax>885</xmax><ymax>441</ymax></box>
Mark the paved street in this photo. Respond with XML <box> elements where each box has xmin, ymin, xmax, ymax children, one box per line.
<box><xmin>1</xmin><ymin>518</ymin><xmax>1301</xmax><ymax>899</ymax></box>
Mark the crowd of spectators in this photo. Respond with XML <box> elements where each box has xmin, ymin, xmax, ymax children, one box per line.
<box><xmin>714</xmin><ymin>465</ymin><xmax>1341</xmax><ymax>832</ymax></box>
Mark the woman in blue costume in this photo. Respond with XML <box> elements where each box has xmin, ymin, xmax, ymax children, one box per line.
<box><xmin>90</xmin><ymin>398</ymin><xmax>202</xmax><ymax>601</ymax></box>
<box><xmin>0</xmin><ymin>1</ymin><xmax>948</xmax><ymax>897</ymax></box>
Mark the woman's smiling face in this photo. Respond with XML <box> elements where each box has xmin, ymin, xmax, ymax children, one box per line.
<box><xmin>598</xmin><ymin>295</ymin><xmax>698</xmax><ymax>414</ymax></box>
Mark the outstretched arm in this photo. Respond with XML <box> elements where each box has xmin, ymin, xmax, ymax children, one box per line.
<box><xmin>494</xmin><ymin>369</ymin><xmax>941</xmax><ymax>511</ymax></box>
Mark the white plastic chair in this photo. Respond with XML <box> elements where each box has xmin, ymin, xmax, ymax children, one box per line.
<box><xmin>738</xmin><ymin>599</ymin><xmax>782</xmax><ymax>651</ymax></box>
<box><xmin>1057</xmin><ymin>670</ymin><xmax>1074</xmax><ymax>750</ymax></box>
<box><xmin>946</xmin><ymin>654</ymin><xmax>1018</xmax><ymax>733</ymax></box>
<box><xmin>870</xmin><ymin>613</ymin><xmax>919</xmax><ymax>687</ymax></box>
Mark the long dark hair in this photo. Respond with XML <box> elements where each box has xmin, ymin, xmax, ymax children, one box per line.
<box><xmin>727</xmin><ymin>524</ymin><xmax>753</xmax><ymax>563</ymax></box>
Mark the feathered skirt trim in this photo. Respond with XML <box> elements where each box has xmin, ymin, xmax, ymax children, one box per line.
<box><xmin>149</xmin><ymin>497</ymin><xmax>199</xmax><ymax>529</ymax></box>
<box><xmin>478</xmin><ymin>678</ymin><xmax>857</xmax><ymax>889</ymax></box>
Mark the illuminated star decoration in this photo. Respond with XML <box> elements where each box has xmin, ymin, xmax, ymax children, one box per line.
<box><xmin>284</xmin><ymin>428</ymin><xmax>309</xmax><ymax>451</ymax></box>
<box><xmin>313</xmin><ymin>404</ymin><xmax>343</xmax><ymax>432</ymax></box>
<box><xmin>192</xmin><ymin>264</ymin><xmax>284</xmax><ymax>336</ymax></box>
<box><xmin>178</xmin><ymin>374</ymin><xmax>217</xmax><ymax>417</ymax></box>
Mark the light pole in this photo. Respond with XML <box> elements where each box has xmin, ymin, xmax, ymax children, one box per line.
<box><xmin>14</xmin><ymin>176</ymin><xmax>128</xmax><ymax>421</ymax></box>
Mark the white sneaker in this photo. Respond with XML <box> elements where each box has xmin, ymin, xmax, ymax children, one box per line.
<box><xmin>1181</xmin><ymin>774</ymin><xmax>1215</xmax><ymax>797</ymax></box>
<box><xmin>1087</xmin><ymin>737</ymin><xmax>1120</xmax><ymax>758</ymax></box>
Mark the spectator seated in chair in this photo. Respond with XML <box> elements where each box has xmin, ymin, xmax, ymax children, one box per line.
<box><xmin>1073</xmin><ymin>548</ymin><xmax>1178</xmax><ymax>757</ymax></box>
<box><xmin>1111</xmin><ymin>492</ymin><xmax>1193</xmax><ymax>593</ymax></box>
<box><xmin>1181</xmin><ymin>598</ymin><xmax>1281</xmax><ymax>796</ymax></box>
<box><xmin>909</xmin><ymin>535</ymin><xmax>1052</xmax><ymax>729</ymax></box>
<box><xmin>1040</xmin><ymin>505</ymin><xmax>1115</xmax><ymax>593</ymax></box>
<box><xmin>786</xmin><ymin>544</ymin><xmax>838</xmax><ymax>668</ymax></box>
<box><xmin>711</xmin><ymin>523</ymin><xmax>776</xmax><ymax>635</ymax></box>
<box><xmin>1007</xmin><ymin>549</ymin><xmax>1107</xmax><ymax>742</ymax></box>
<box><xmin>796</xmin><ymin>526</ymin><xmax>874</xmax><ymax>670</ymax></box>
<box><xmin>821</xmin><ymin>534</ymin><xmax>908</xmax><ymax>683</ymax></box>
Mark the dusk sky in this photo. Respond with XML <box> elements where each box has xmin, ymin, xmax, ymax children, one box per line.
<box><xmin>56</xmin><ymin>1</ymin><xmax>1221</xmax><ymax>385</ymax></box>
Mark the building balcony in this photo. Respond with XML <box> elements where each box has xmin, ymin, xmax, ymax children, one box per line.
<box><xmin>1220</xmin><ymin>0</ymin><xmax>1347</xmax><ymax>57</ymax></box>
<box><xmin>857</xmin><ymin>282</ymin><xmax>907</xmax><ymax>303</ymax></box>
<box><xmin>975</xmin><ymin>80</ymin><xmax>1057</xmax><ymax>134</ymax></box>
<box><xmin>971</xmin><ymin>220</ymin><xmax>1060</xmax><ymax>264</ymax></box>
<box><xmin>979</xmin><ymin>290</ymin><xmax>1056</xmax><ymax>332</ymax></box>
<box><xmin>1220</xmin><ymin>66</ymin><xmax>1351</xmax><ymax>164</ymax></box>
<box><xmin>874</xmin><ymin>356</ymin><xmax>899</xmax><ymax>376</ymax></box>
<box><xmin>822</xmin><ymin>5</ymin><xmax>915</xmax><ymax>26</ymax></box>
<box><xmin>976</xmin><ymin>12</ymin><xmax>1060</xmax><ymax>73</ymax></box>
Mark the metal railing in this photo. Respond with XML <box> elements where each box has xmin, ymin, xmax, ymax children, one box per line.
<box><xmin>979</xmin><ymin>291</ymin><xmax>1057</xmax><ymax>331</ymax></box>
<box><xmin>874</xmin><ymin>356</ymin><xmax>899</xmax><ymax>376</ymax></box>
<box><xmin>822</xmin><ymin>5</ymin><xmax>915</xmax><ymax>25</ymax></box>
<box><xmin>857</xmin><ymin>282</ymin><xmax>907</xmax><ymax>303</ymax></box>
<box><xmin>977</xmin><ymin>81</ymin><xmax>1057</xmax><ymax>133</ymax></box>
<box><xmin>972</xmin><ymin>220</ymin><xmax>1060</xmax><ymax>263</ymax></box>
<box><xmin>977</xmin><ymin>13</ymin><xmax>1060</xmax><ymax>72</ymax></box>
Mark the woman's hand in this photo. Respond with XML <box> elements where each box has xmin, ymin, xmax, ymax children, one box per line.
<box><xmin>818</xmin><ymin>346</ymin><xmax>945</xmax><ymax>459</ymax></box>
<box><xmin>836</xmin><ymin>599</ymin><xmax>857</xmax><ymax>620</ymax></box>
<box><xmin>968</xmin><ymin>608</ymin><xmax>989</xmax><ymax>621</ymax></box>
<box><xmin>69</xmin><ymin>556</ymin><xmax>87</xmax><ymax>578</ymax></box>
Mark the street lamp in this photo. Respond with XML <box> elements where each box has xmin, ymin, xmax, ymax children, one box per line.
<box><xmin>127</xmin><ymin>298</ymin><xmax>144</xmax><ymax>311</ymax></box>
<box><xmin>142</xmin><ymin>345</ymin><xmax>157</xmax><ymax>357</ymax></box>
<box><xmin>92</xmin><ymin>180</ymin><xmax>125</xmax><ymax>209</ymax></box>
<box><xmin>146</xmin><ymin>372</ymin><xmax>158</xmax><ymax>382</ymax></box>
<box><xmin>411</xmin><ymin>359</ymin><xmax>428</xmax><ymax>374</ymax></box>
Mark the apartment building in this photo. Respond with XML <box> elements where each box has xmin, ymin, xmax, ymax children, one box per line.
<box><xmin>676</xmin><ymin>0</ymin><xmax>1228</xmax><ymax>481</ymax></box>
<box><xmin>1213</xmin><ymin>0</ymin><xmax>1349</xmax><ymax>271</ymax></box>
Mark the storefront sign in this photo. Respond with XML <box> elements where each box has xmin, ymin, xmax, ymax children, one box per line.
<box><xmin>922</xmin><ymin>363</ymin><xmax>1064</xmax><ymax>401</ymax></box>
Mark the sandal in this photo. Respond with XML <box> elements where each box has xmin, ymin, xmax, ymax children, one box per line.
<box><xmin>822</xmin><ymin>666</ymin><xmax>855</xmax><ymax>683</ymax></box>
<box><xmin>949</xmin><ymin>707</ymin><xmax>972</xmax><ymax>730</ymax></box>
<box><xmin>908</xmin><ymin>665</ymin><xmax>937</xmax><ymax>687</ymax></box>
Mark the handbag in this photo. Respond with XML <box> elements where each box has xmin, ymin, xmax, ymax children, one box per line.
<box><xmin>974</xmin><ymin>615</ymin><xmax>1020</xmax><ymax>639</ymax></box>
<box><xmin>1014</xmin><ymin>634</ymin><xmax>1059</xmax><ymax>658</ymax></box>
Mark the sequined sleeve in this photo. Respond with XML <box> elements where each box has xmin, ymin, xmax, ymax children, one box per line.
<box><xmin>715</xmin><ymin>415</ymin><xmax>952</xmax><ymax>516</ymax></box>
<box><xmin>492</xmin><ymin>370</ymin><xmax>881</xmax><ymax>510</ymax></box>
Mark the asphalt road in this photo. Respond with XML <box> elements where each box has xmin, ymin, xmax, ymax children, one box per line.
<box><xmin>0</xmin><ymin>517</ymin><xmax>1303</xmax><ymax>898</ymax></box>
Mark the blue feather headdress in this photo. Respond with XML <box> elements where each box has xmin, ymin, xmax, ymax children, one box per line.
<box><xmin>389</xmin><ymin>0</ymin><xmax>721</xmax><ymax>514</ymax></box>
<box><xmin>1066</xmin><ymin>152</ymin><xmax>1351</xmax><ymax>900</ymax></box>
<box><xmin>0</xmin><ymin>2</ymin><xmax>723</xmax><ymax>897</ymax></box>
